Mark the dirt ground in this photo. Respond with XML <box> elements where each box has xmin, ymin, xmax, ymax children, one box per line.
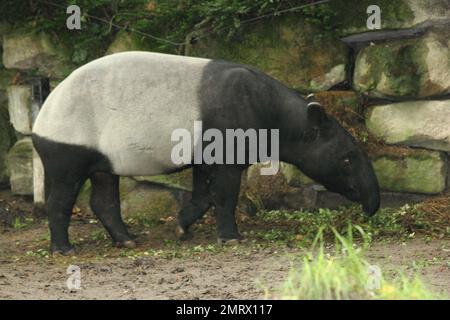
<box><xmin>0</xmin><ymin>191</ymin><xmax>449</xmax><ymax>300</ymax></box>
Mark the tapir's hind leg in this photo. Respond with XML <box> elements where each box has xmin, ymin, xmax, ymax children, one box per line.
<box><xmin>176</xmin><ymin>166</ymin><xmax>212</xmax><ymax>240</ymax></box>
<box><xmin>89</xmin><ymin>172</ymin><xmax>136</xmax><ymax>248</ymax></box>
<box><xmin>46</xmin><ymin>174</ymin><xmax>86</xmax><ymax>255</ymax></box>
<box><xmin>33</xmin><ymin>134</ymin><xmax>118</xmax><ymax>255</ymax></box>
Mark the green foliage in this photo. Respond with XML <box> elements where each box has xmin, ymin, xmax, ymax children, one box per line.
<box><xmin>1</xmin><ymin>0</ymin><xmax>337</xmax><ymax>64</ymax></box>
<box><xmin>256</xmin><ymin>204</ymin><xmax>447</xmax><ymax>246</ymax></box>
<box><xmin>270</xmin><ymin>226</ymin><xmax>444</xmax><ymax>300</ymax></box>
<box><xmin>12</xmin><ymin>216</ymin><xmax>34</xmax><ymax>229</ymax></box>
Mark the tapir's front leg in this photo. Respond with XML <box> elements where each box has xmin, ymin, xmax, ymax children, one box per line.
<box><xmin>209</xmin><ymin>165</ymin><xmax>244</xmax><ymax>244</ymax></box>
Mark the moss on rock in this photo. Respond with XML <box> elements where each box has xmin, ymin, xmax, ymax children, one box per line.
<box><xmin>187</xmin><ymin>16</ymin><xmax>348</xmax><ymax>92</ymax></box>
<box><xmin>280</xmin><ymin>162</ymin><xmax>315</xmax><ymax>187</ymax></box>
<box><xmin>6</xmin><ymin>138</ymin><xmax>33</xmax><ymax>195</ymax></box>
<box><xmin>354</xmin><ymin>27</ymin><xmax>450</xmax><ymax>99</ymax></box>
<box><xmin>373</xmin><ymin>150</ymin><xmax>447</xmax><ymax>194</ymax></box>
<box><xmin>121</xmin><ymin>185</ymin><xmax>180</xmax><ymax>219</ymax></box>
<box><xmin>2</xmin><ymin>30</ymin><xmax>73</xmax><ymax>79</ymax></box>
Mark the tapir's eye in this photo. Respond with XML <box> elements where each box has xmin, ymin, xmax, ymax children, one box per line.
<box><xmin>343</xmin><ymin>158</ymin><xmax>351</xmax><ymax>165</ymax></box>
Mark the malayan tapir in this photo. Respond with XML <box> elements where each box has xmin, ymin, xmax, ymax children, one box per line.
<box><xmin>32</xmin><ymin>51</ymin><xmax>380</xmax><ymax>255</ymax></box>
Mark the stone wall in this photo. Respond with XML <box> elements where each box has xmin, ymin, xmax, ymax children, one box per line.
<box><xmin>0</xmin><ymin>1</ymin><xmax>449</xmax><ymax>218</ymax></box>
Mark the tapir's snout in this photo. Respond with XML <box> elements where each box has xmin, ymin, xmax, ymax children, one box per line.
<box><xmin>362</xmin><ymin>193</ymin><xmax>380</xmax><ymax>216</ymax></box>
<box><xmin>359</xmin><ymin>159</ymin><xmax>380</xmax><ymax>216</ymax></box>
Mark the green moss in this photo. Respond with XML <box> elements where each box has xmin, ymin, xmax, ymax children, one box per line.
<box><xmin>281</xmin><ymin>163</ymin><xmax>315</xmax><ymax>187</ymax></box>
<box><xmin>121</xmin><ymin>186</ymin><xmax>180</xmax><ymax>219</ymax></box>
<box><xmin>7</xmin><ymin>138</ymin><xmax>32</xmax><ymax>159</ymax></box>
<box><xmin>0</xmin><ymin>69</ymin><xmax>16</xmax><ymax>91</ymax></box>
<box><xmin>355</xmin><ymin>39</ymin><xmax>429</xmax><ymax>98</ymax></box>
<box><xmin>373</xmin><ymin>152</ymin><xmax>446</xmax><ymax>194</ymax></box>
<box><xmin>188</xmin><ymin>15</ymin><xmax>348</xmax><ymax>91</ymax></box>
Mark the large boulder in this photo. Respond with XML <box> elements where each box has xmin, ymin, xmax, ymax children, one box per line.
<box><xmin>329</xmin><ymin>0</ymin><xmax>450</xmax><ymax>36</ymax></box>
<box><xmin>366</xmin><ymin>100</ymin><xmax>450</xmax><ymax>152</ymax></box>
<box><xmin>186</xmin><ymin>16</ymin><xmax>348</xmax><ymax>92</ymax></box>
<box><xmin>373</xmin><ymin>150</ymin><xmax>447</xmax><ymax>194</ymax></box>
<box><xmin>2</xmin><ymin>30</ymin><xmax>72</xmax><ymax>79</ymax></box>
<box><xmin>6</xmin><ymin>138</ymin><xmax>33</xmax><ymax>195</ymax></box>
<box><xmin>7</xmin><ymin>85</ymin><xmax>33</xmax><ymax>135</ymax></box>
<box><xmin>121</xmin><ymin>184</ymin><xmax>181</xmax><ymax>219</ymax></box>
<box><xmin>354</xmin><ymin>27</ymin><xmax>450</xmax><ymax>99</ymax></box>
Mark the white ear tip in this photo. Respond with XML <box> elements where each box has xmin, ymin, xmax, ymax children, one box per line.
<box><xmin>307</xmin><ymin>93</ymin><xmax>315</xmax><ymax>99</ymax></box>
<box><xmin>307</xmin><ymin>102</ymin><xmax>322</xmax><ymax>107</ymax></box>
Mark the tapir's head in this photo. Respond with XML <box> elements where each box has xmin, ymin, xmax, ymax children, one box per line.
<box><xmin>287</xmin><ymin>100</ymin><xmax>380</xmax><ymax>216</ymax></box>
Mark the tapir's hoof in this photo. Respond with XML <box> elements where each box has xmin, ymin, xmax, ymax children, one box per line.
<box><xmin>217</xmin><ymin>236</ymin><xmax>246</xmax><ymax>246</ymax></box>
<box><xmin>51</xmin><ymin>245</ymin><xmax>76</xmax><ymax>256</ymax></box>
<box><xmin>115</xmin><ymin>240</ymin><xmax>137</xmax><ymax>249</ymax></box>
<box><xmin>175</xmin><ymin>226</ymin><xmax>193</xmax><ymax>241</ymax></box>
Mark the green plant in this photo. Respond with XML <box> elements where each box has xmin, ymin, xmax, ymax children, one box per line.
<box><xmin>12</xmin><ymin>216</ymin><xmax>34</xmax><ymax>230</ymax></box>
<box><xmin>270</xmin><ymin>226</ymin><xmax>444</xmax><ymax>300</ymax></box>
<box><xmin>1</xmin><ymin>0</ymin><xmax>337</xmax><ymax>64</ymax></box>
<box><xmin>25</xmin><ymin>248</ymin><xmax>50</xmax><ymax>259</ymax></box>
<box><xmin>90</xmin><ymin>229</ymin><xmax>108</xmax><ymax>241</ymax></box>
<box><xmin>256</xmin><ymin>203</ymin><xmax>447</xmax><ymax>244</ymax></box>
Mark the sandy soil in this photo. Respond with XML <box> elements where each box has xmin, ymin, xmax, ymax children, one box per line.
<box><xmin>0</xmin><ymin>192</ymin><xmax>449</xmax><ymax>300</ymax></box>
<box><xmin>1</xmin><ymin>230</ymin><xmax>448</xmax><ymax>299</ymax></box>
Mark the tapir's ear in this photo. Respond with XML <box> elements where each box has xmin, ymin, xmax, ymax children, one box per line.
<box><xmin>307</xmin><ymin>102</ymin><xmax>328</xmax><ymax>127</ymax></box>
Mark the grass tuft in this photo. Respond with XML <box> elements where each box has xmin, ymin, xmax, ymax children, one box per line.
<box><xmin>270</xmin><ymin>225</ymin><xmax>445</xmax><ymax>300</ymax></box>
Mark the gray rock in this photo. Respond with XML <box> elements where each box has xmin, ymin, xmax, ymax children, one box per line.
<box><xmin>2</xmin><ymin>31</ymin><xmax>72</xmax><ymax>79</ymax></box>
<box><xmin>366</xmin><ymin>100</ymin><xmax>450</xmax><ymax>152</ymax></box>
<box><xmin>280</xmin><ymin>162</ymin><xmax>315</xmax><ymax>187</ymax></box>
<box><xmin>6</xmin><ymin>138</ymin><xmax>33</xmax><ymax>195</ymax></box>
<box><xmin>372</xmin><ymin>150</ymin><xmax>447</xmax><ymax>194</ymax></box>
<box><xmin>121</xmin><ymin>184</ymin><xmax>181</xmax><ymax>218</ymax></box>
<box><xmin>354</xmin><ymin>26</ymin><xmax>450</xmax><ymax>99</ymax></box>
<box><xmin>7</xmin><ymin>85</ymin><xmax>32</xmax><ymax>135</ymax></box>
